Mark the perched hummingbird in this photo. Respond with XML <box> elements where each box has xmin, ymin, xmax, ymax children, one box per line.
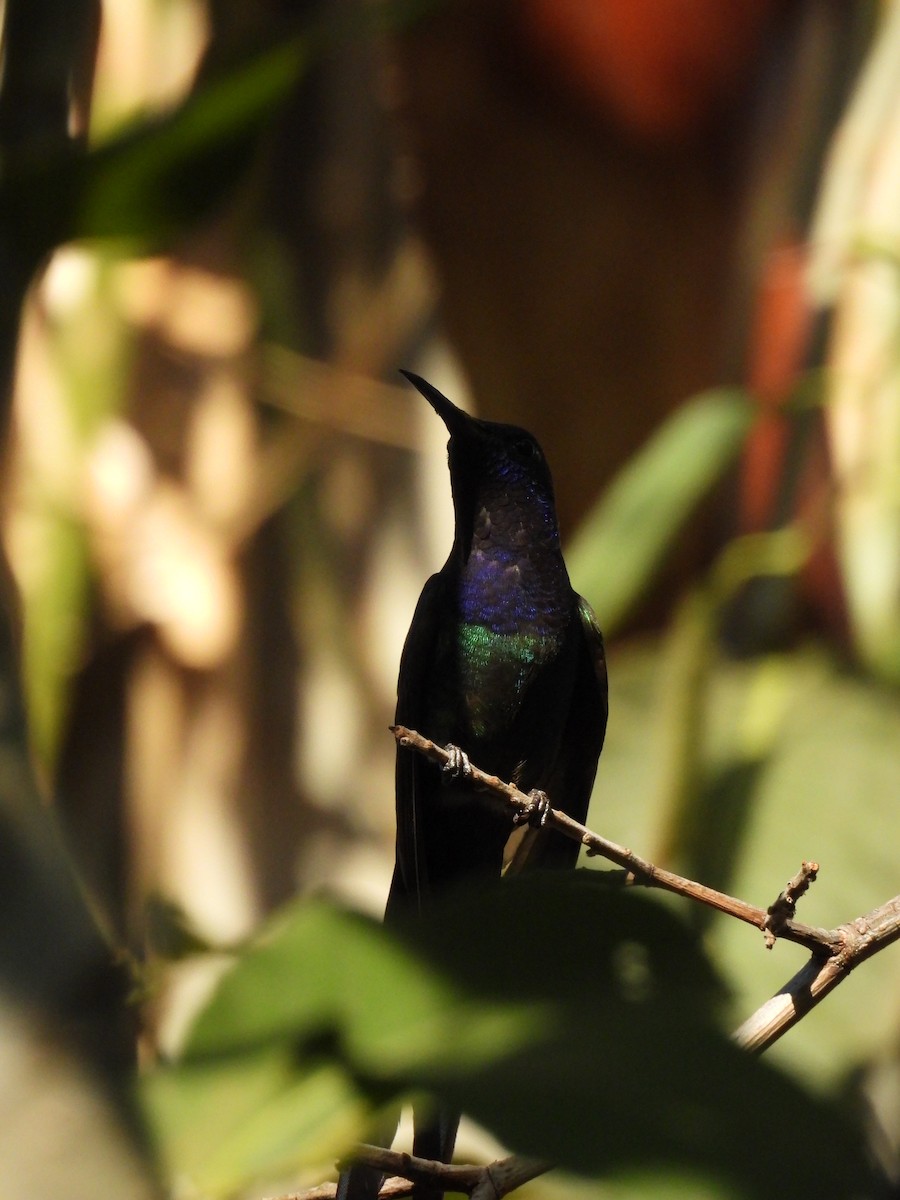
<box><xmin>339</xmin><ymin>371</ymin><xmax>608</xmax><ymax>1200</ymax></box>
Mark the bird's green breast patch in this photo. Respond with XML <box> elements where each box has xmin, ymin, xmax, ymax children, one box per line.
<box><xmin>457</xmin><ymin>621</ymin><xmax>560</xmax><ymax>739</ymax></box>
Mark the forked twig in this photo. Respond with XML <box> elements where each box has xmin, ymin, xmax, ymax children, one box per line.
<box><xmin>391</xmin><ymin>725</ymin><xmax>838</xmax><ymax>955</ymax></box>
<box><xmin>273</xmin><ymin>1146</ymin><xmax>549</xmax><ymax>1200</ymax></box>
<box><xmin>280</xmin><ymin>729</ymin><xmax>900</xmax><ymax>1200</ymax></box>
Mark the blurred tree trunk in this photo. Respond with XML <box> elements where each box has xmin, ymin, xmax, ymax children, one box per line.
<box><xmin>0</xmin><ymin>3</ymin><xmax>157</xmax><ymax>1194</ymax></box>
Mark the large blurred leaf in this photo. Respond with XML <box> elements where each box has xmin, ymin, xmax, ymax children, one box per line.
<box><xmin>596</xmin><ymin>636</ymin><xmax>900</xmax><ymax>1091</ymax></box>
<box><xmin>0</xmin><ymin>0</ymin><xmax>448</xmax><ymax>263</ymax></box>
<box><xmin>0</xmin><ymin>37</ymin><xmax>309</xmax><ymax>260</ymax></box>
<box><xmin>568</xmin><ymin>389</ymin><xmax>754</xmax><ymax>633</ymax></box>
<box><xmin>143</xmin><ymin>874</ymin><xmax>876</xmax><ymax>1198</ymax></box>
<box><xmin>18</xmin><ymin>254</ymin><xmax>132</xmax><ymax>766</ymax></box>
<box><xmin>185</xmin><ymin>898</ymin><xmax>544</xmax><ymax>1075</ymax></box>
<box><xmin>143</xmin><ymin>1049</ymin><xmax>361</xmax><ymax>1197</ymax></box>
<box><xmin>809</xmin><ymin>0</ymin><xmax>900</xmax><ymax>684</ymax></box>
<box><xmin>434</xmin><ymin>1000</ymin><xmax>859</xmax><ymax>1197</ymax></box>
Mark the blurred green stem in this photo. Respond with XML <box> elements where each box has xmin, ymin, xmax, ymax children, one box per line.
<box><xmin>652</xmin><ymin>526</ymin><xmax>811</xmax><ymax>894</ymax></box>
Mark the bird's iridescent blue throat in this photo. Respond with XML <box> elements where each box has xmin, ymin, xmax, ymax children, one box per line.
<box><xmin>454</xmin><ymin>464</ymin><xmax>574</xmax><ymax>737</ymax></box>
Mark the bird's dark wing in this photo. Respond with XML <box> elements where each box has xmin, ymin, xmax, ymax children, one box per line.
<box><xmin>558</xmin><ymin>593</ymin><xmax>608</xmax><ymax>827</ymax></box>
<box><xmin>574</xmin><ymin>594</ymin><xmax>609</xmax><ymax>763</ymax></box>
<box><xmin>387</xmin><ymin>571</ymin><xmax>447</xmax><ymax>917</ymax></box>
<box><xmin>509</xmin><ymin>594</ymin><xmax>608</xmax><ymax>873</ymax></box>
<box><xmin>385</xmin><ymin>572</ymin><xmax>463</xmax><ymax>1198</ymax></box>
<box><xmin>337</xmin><ymin>574</ymin><xmax>450</xmax><ymax>1200</ymax></box>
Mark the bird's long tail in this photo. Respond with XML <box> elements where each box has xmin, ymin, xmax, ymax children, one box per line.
<box><xmin>411</xmin><ymin>1106</ymin><xmax>459</xmax><ymax>1200</ymax></box>
<box><xmin>334</xmin><ymin>1106</ymin><xmax>457</xmax><ymax>1200</ymax></box>
<box><xmin>335</xmin><ymin>1162</ymin><xmax>383</xmax><ymax>1200</ymax></box>
<box><xmin>335</xmin><ymin>1161</ymin><xmax>385</xmax><ymax>1200</ymax></box>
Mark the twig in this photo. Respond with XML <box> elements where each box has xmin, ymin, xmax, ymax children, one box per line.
<box><xmin>391</xmin><ymin>725</ymin><xmax>839</xmax><ymax>955</ymax></box>
<box><xmin>339</xmin><ymin>1144</ymin><xmax>487</xmax><ymax>1192</ymax></box>
<box><xmin>288</xmin><ymin>730</ymin><xmax>900</xmax><ymax>1200</ymax></box>
<box><xmin>763</xmin><ymin>860</ymin><xmax>820</xmax><ymax>948</ymax></box>
<box><xmin>393</xmin><ymin>725</ymin><xmax>900</xmax><ymax>1054</ymax></box>
<box><xmin>735</xmin><ymin>892</ymin><xmax>900</xmax><ymax>1052</ymax></box>
<box><xmin>270</xmin><ymin>1148</ymin><xmax>549</xmax><ymax>1200</ymax></box>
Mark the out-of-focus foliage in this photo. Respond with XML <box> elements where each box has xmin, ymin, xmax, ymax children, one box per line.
<box><xmin>567</xmin><ymin>387</ymin><xmax>754</xmax><ymax>635</ymax></box>
<box><xmin>74</xmin><ymin>39</ymin><xmax>308</xmax><ymax>245</ymax></box>
<box><xmin>142</xmin><ymin>875</ymin><xmax>875</xmax><ymax>1199</ymax></box>
<box><xmin>809</xmin><ymin>0</ymin><xmax>900</xmax><ymax>686</ymax></box>
<box><xmin>0</xmin><ymin>34</ymin><xmax>311</xmax><ymax>267</ymax></box>
<box><xmin>597</xmin><ymin>634</ymin><xmax>900</xmax><ymax>1085</ymax></box>
<box><xmin>1</xmin><ymin>2</ymin><xmax>900</xmax><ymax>1200</ymax></box>
<box><xmin>12</xmin><ymin>253</ymin><xmax>132</xmax><ymax>762</ymax></box>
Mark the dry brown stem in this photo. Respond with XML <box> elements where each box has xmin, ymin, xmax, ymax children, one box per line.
<box><xmin>763</xmin><ymin>860</ymin><xmax>820</xmax><ymax>948</ymax></box>
<box><xmin>393</xmin><ymin>725</ymin><xmax>900</xmax><ymax>1050</ymax></box>
<box><xmin>273</xmin><ymin>1147</ymin><xmax>549</xmax><ymax>1200</ymax></box>
<box><xmin>391</xmin><ymin>725</ymin><xmax>837</xmax><ymax>954</ymax></box>
<box><xmin>282</xmin><ymin>728</ymin><xmax>900</xmax><ymax>1200</ymax></box>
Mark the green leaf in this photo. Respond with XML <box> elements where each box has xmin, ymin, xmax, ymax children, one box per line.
<box><xmin>143</xmin><ymin>875</ymin><xmax>877</xmax><ymax>1198</ymax></box>
<box><xmin>79</xmin><ymin>38</ymin><xmax>308</xmax><ymax>243</ymax></box>
<box><xmin>597</xmin><ymin>636</ymin><xmax>900</xmax><ymax>1091</ymax></box>
<box><xmin>388</xmin><ymin>878</ymin><xmax>870</xmax><ymax>1198</ymax></box>
<box><xmin>567</xmin><ymin>389</ymin><xmax>754</xmax><ymax>634</ymax></box>
<box><xmin>20</xmin><ymin>514</ymin><xmax>91</xmax><ymax>767</ymax></box>
<box><xmin>183</xmin><ymin>898</ymin><xmax>545</xmax><ymax>1077</ymax></box>
<box><xmin>18</xmin><ymin>255</ymin><xmax>130</xmax><ymax>766</ymax></box>
<box><xmin>143</xmin><ymin>1050</ymin><xmax>363</xmax><ymax>1197</ymax></box>
<box><xmin>0</xmin><ymin>37</ymin><xmax>309</xmax><ymax>259</ymax></box>
<box><xmin>434</xmin><ymin>1004</ymin><xmax>863</xmax><ymax>1198</ymax></box>
<box><xmin>144</xmin><ymin>894</ymin><xmax>550</xmax><ymax>1196</ymax></box>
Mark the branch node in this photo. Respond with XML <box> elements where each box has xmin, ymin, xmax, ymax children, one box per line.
<box><xmin>389</xmin><ymin>726</ymin><xmax>834</xmax><ymax>956</ymax></box>
<box><xmin>763</xmin><ymin>860</ymin><xmax>820</xmax><ymax>948</ymax></box>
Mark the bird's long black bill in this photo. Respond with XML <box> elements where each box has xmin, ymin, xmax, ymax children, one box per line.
<box><xmin>400</xmin><ymin>369</ymin><xmax>471</xmax><ymax>435</ymax></box>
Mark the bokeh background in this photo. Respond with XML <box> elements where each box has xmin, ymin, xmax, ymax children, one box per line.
<box><xmin>3</xmin><ymin>1</ymin><xmax>900</xmax><ymax>1196</ymax></box>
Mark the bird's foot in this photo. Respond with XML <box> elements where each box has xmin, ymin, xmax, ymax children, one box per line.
<box><xmin>442</xmin><ymin>744</ymin><xmax>472</xmax><ymax>782</ymax></box>
<box><xmin>513</xmin><ymin>789</ymin><xmax>552</xmax><ymax>829</ymax></box>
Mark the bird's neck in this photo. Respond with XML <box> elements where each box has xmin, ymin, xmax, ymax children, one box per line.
<box><xmin>453</xmin><ymin>494</ymin><xmax>572</xmax><ymax>633</ymax></box>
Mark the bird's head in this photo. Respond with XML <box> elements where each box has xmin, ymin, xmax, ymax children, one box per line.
<box><xmin>400</xmin><ymin>370</ymin><xmax>561</xmax><ymax>561</ymax></box>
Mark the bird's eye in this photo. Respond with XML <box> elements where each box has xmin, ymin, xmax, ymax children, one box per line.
<box><xmin>515</xmin><ymin>437</ymin><xmax>541</xmax><ymax>461</ymax></box>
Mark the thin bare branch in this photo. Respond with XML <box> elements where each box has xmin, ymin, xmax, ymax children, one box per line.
<box><xmin>391</xmin><ymin>725</ymin><xmax>839</xmax><ymax>955</ymax></box>
<box><xmin>763</xmin><ymin>860</ymin><xmax>820</xmax><ymax>948</ymax></box>
<box><xmin>735</xmin><ymin>892</ymin><xmax>900</xmax><ymax>1052</ymax></box>
<box><xmin>393</xmin><ymin>724</ymin><xmax>900</xmax><ymax>1057</ymax></box>
<box><xmin>271</xmin><ymin>1148</ymin><xmax>549</xmax><ymax>1200</ymax></box>
<box><xmin>341</xmin><ymin>1144</ymin><xmax>487</xmax><ymax>1192</ymax></box>
<box><xmin>323</xmin><ymin>727</ymin><xmax>900</xmax><ymax>1190</ymax></box>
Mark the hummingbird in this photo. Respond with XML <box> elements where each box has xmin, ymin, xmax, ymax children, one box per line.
<box><xmin>339</xmin><ymin>371</ymin><xmax>608</xmax><ymax>1200</ymax></box>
